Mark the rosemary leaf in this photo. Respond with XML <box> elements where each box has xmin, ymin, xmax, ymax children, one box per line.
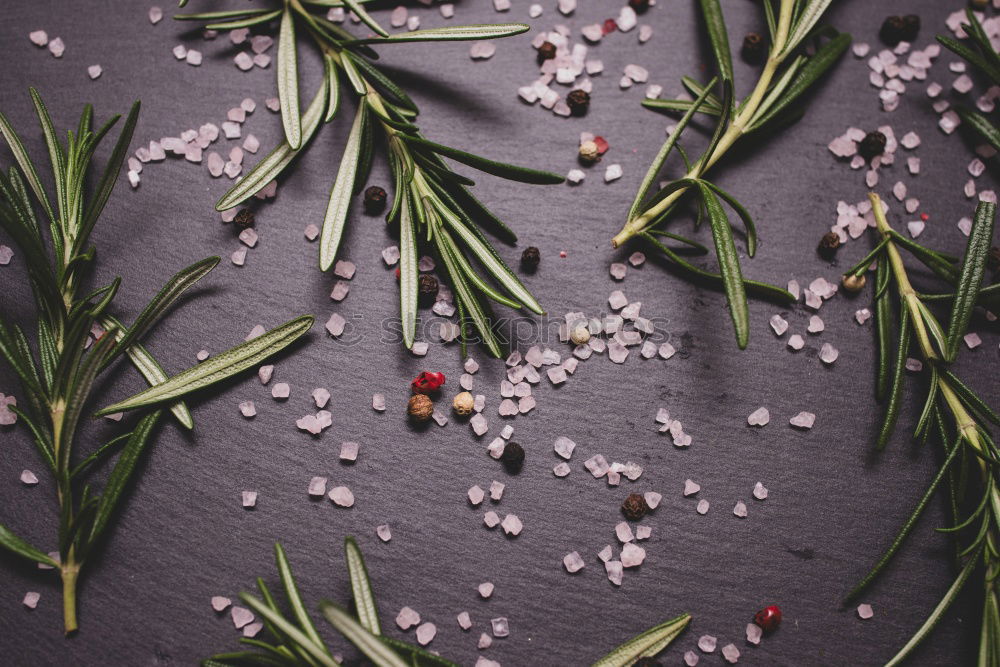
<box><xmin>403</xmin><ymin>136</ymin><xmax>565</xmax><ymax>185</ymax></box>
<box><xmin>344</xmin><ymin>536</ymin><xmax>381</xmax><ymax>635</ymax></box>
<box><xmin>944</xmin><ymin>201</ymin><xmax>995</xmax><ymax>360</ymax></box>
<box><xmin>697</xmin><ymin>0</ymin><xmax>733</xmax><ymax>86</ymax></box>
<box><xmin>955</xmin><ymin>106</ymin><xmax>1000</xmax><ymax>153</ymax></box>
<box><xmin>398</xmin><ymin>193</ymin><xmax>418</xmax><ymax>349</ymax></box>
<box><xmin>274</xmin><ymin>543</ymin><xmax>329</xmax><ymax>653</ymax></box>
<box><xmin>323</xmin><ymin>55</ymin><xmax>341</xmax><ymax>123</ymax></box>
<box><xmin>319</xmin><ymin>602</ymin><xmax>408</xmax><ymax>667</ymax></box>
<box><xmin>242</xmin><ymin>594</ymin><xmax>339</xmax><ymax>667</ymax></box>
<box><xmin>319</xmin><ymin>103</ymin><xmax>366</xmax><ymax>272</ymax></box>
<box><xmin>204</xmin><ymin>10</ymin><xmax>283</xmax><ymax>31</ymax></box>
<box><xmin>345</xmin><ymin>23</ymin><xmax>529</xmax><ymax>45</ymax></box>
<box><xmin>698</xmin><ymin>180</ymin><xmax>758</xmax><ymax>257</ymax></box>
<box><xmin>591</xmin><ymin>613</ymin><xmax>691</xmax><ymax>667</ymax></box>
<box><xmin>0</xmin><ymin>111</ymin><xmax>56</xmax><ymax>222</ymax></box>
<box><xmin>216</xmin><ymin>77</ymin><xmax>328</xmax><ymax>210</ymax></box>
<box><xmin>95</xmin><ymin>315</ymin><xmax>314</xmax><ymax>416</ymax></box>
<box><xmin>697</xmin><ymin>181</ymin><xmax>749</xmax><ymax>349</ymax></box>
<box><xmin>339</xmin><ymin>0</ymin><xmax>388</xmax><ymax>38</ymax></box>
<box><xmin>783</xmin><ymin>0</ymin><xmax>835</xmax><ymax>55</ymax></box>
<box><xmin>876</xmin><ymin>311</ymin><xmax>910</xmax><ymax>451</ymax></box>
<box><xmin>0</xmin><ymin>524</ymin><xmax>60</xmax><ymax>567</ymax></box>
<box><xmin>278</xmin><ymin>7</ymin><xmax>302</xmax><ymax>149</ymax></box>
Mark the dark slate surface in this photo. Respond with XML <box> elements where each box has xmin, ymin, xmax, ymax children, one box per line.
<box><xmin>0</xmin><ymin>1</ymin><xmax>996</xmax><ymax>665</ymax></box>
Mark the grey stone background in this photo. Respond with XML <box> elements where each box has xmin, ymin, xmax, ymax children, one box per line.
<box><xmin>0</xmin><ymin>0</ymin><xmax>996</xmax><ymax>665</ymax></box>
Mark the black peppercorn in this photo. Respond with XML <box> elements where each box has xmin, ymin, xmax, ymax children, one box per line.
<box><xmin>500</xmin><ymin>441</ymin><xmax>525</xmax><ymax>470</ymax></box>
<box><xmin>566</xmin><ymin>89</ymin><xmax>591</xmax><ymax>117</ymax></box>
<box><xmin>817</xmin><ymin>231</ymin><xmax>841</xmax><ymax>259</ymax></box>
<box><xmin>621</xmin><ymin>493</ymin><xmax>650</xmax><ymax>521</ymax></box>
<box><xmin>880</xmin><ymin>15</ymin><xmax>919</xmax><ymax>46</ymax></box>
<box><xmin>363</xmin><ymin>185</ymin><xmax>387</xmax><ymax>214</ymax></box>
<box><xmin>521</xmin><ymin>246</ymin><xmax>540</xmax><ymax>272</ymax></box>
<box><xmin>233</xmin><ymin>208</ymin><xmax>255</xmax><ymax>229</ymax></box>
<box><xmin>536</xmin><ymin>41</ymin><xmax>556</xmax><ymax>64</ymax></box>
<box><xmin>741</xmin><ymin>32</ymin><xmax>767</xmax><ymax>65</ymax></box>
<box><xmin>418</xmin><ymin>274</ymin><xmax>439</xmax><ymax>307</ymax></box>
<box><xmin>858</xmin><ymin>131</ymin><xmax>887</xmax><ymax>161</ymax></box>
<box><xmin>628</xmin><ymin>0</ymin><xmax>650</xmax><ymax>14</ymax></box>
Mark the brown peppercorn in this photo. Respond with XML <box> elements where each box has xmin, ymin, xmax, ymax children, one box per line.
<box><xmin>536</xmin><ymin>41</ymin><xmax>556</xmax><ymax>64</ymax></box>
<box><xmin>971</xmin><ymin>0</ymin><xmax>989</xmax><ymax>9</ymax></box>
<box><xmin>817</xmin><ymin>231</ymin><xmax>841</xmax><ymax>259</ymax></box>
<box><xmin>901</xmin><ymin>15</ymin><xmax>921</xmax><ymax>42</ymax></box>
<box><xmin>880</xmin><ymin>15</ymin><xmax>919</xmax><ymax>46</ymax></box>
<box><xmin>566</xmin><ymin>89</ymin><xmax>591</xmax><ymax>117</ymax></box>
<box><xmin>741</xmin><ymin>32</ymin><xmax>767</xmax><ymax>65</ymax></box>
<box><xmin>842</xmin><ymin>274</ymin><xmax>867</xmax><ymax>293</ymax></box>
<box><xmin>418</xmin><ymin>274</ymin><xmax>439</xmax><ymax>307</ymax></box>
<box><xmin>233</xmin><ymin>208</ymin><xmax>255</xmax><ymax>229</ymax></box>
<box><xmin>628</xmin><ymin>0</ymin><xmax>650</xmax><ymax>14</ymax></box>
<box><xmin>858</xmin><ymin>131</ymin><xmax>887</xmax><ymax>161</ymax></box>
<box><xmin>363</xmin><ymin>185</ymin><xmax>387</xmax><ymax>214</ymax></box>
<box><xmin>621</xmin><ymin>493</ymin><xmax>650</xmax><ymax>521</ymax></box>
<box><xmin>452</xmin><ymin>391</ymin><xmax>475</xmax><ymax>417</ymax></box>
<box><xmin>500</xmin><ymin>441</ymin><xmax>525</xmax><ymax>470</ymax></box>
<box><xmin>521</xmin><ymin>246</ymin><xmax>541</xmax><ymax>272</ymax></box>
<box><xmin>407</xmin><ymin>394</ymin><xmax>433</xmax><ymax>422</ymax></box>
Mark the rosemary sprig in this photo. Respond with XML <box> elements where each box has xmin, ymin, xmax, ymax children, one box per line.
<box><xmin>612</xmin><ymin>0</ymin><xmax>850</xmax><ymax>348</ymax></box>
<box><xmin>844</xmin><ymin>193</ymin><xmax>999</xmax><ymax>665</ymax></box>
<box><xmin>937</xmin><ymin>9</ymin><xmax>1000</xmax><ymax>153</ymax></box>
<box><xmin>0</xmin><ymin>89</ymin><xmax>313</xmax><ymax>633</ymax></box>
<box><xmin>175</xmin><ymin>1</ymin><xmax>564</xmax><ymax>357</ymax></box>
<box><xmin>206</xmin><ymin>537</ymin><xmax>690</xmax><ymax>667</ymax></box>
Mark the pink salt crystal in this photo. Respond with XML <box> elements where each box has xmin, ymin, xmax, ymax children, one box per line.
<box><xmin>23</xmin><ymin>592</ymin><xmax>40</xmax><ymax>609</ymax></box>
<box><xmin>206</xmin><ymin>152</ymin><xmax>225</xmax><ymax>177</ymax></box>
<box><xmin>87</xmin><ymin>65</ymin><xmax>102</xmax><ymax>80</ymax></box>
<box><xmin>396</xmin><ymin>607</ymin><xmax>421</xmax><ymax>630</ymax></box>
<box><xmin>610</xmin><ymin>262</ymin><xmax>627</xmax><ymax>280</ymax></box>
<box><xmin>721</xmin><ymin>644</ymin><xmax>740</xmax><ymax>663</ymax></box>
<box><xmin>696</xmin><ymin>499</ymin><xmax>710</xmax><ymax>514</ymax></box>
<box><xmin>606</xmin><ymin>560</ymin><xmax>624</xmax><ymax>586</ymax></box>
<box><xmin>47</xmin><ymin>37</ymin><xmax>65</xmax><ymax>57</ymax></box>
<box><xmin>186</xmin><ymin>50</ymin><xmax>202</xmax><ymax>66</ymax></box>
<box><xmin>308</xmin><ymin>477</ymin><xmax>327</xmax><ymax>497</ymax></box>
<box><xmin>257</xmin><ymin>365</ymin><xmax>273</xmax><ymax>384</ymax></box>
<box><xmin>172</xmin><ymin>44</ymin><xmax>187</xmax><ymax>60</ymax></box>
<box><xmin>416</xmin><ymin>622</ymin><xmax>437</xmax><ymax>645</ymax></box>
<box><xmin>242</xmin><ymin>491</ymin><xmax>257</xmax><ymax>508</ymax></box>
<box><xmin>615</xmin><ymin>521</ymin><xmax>634</xmax><ymax>543</ymax></box>
<box><xmin>746</xmin><ymin>622</ymin><xmax>762</xmax><ymax>645</ymax></box>
<box><xmin>211</xmin><ymin>596</ymin><xmax>231</xmax><ymax>612</ymax></box>
<box><xmin>621</xmin><ymin>543</ymin><xmax>645</xmax><ymax>567</ymax></box>
<box><xmin>328</xmin><ymin>486</ymin><xmax>355</xmax><ymax>507</ymax></box>
<box><xmin>29</xmin><ymin>30</ymin><xmax>48</xmax><ymax>46</ymax></box>
<box><xmin>478</xmin><ymin>582</ymin><xmax>494</xmax><ymax>598</ymax></box>
<box><xmin>628</xmin><ymin>251</ymin><xmax>645</xmax><ymax>267</ymax></box>
<box><xmin>251</xmin><ymin>35</ymin><xmax>273</xmax><ymax>54</ymax></box>
<box><xmin>238</xmin><ymin>401</ymin><xmax>256</xmax><ymax>418</ymax></box>
<box><xmin>964</xmin><ymin>332</ymin><xmax>982</xmax><ymax>349</ymax></box>
<box><xmin>333</xmin><ymin>260</ymin><xmax>356</xmax><ymax>279</ymax></box>
<box><xmin>585</xmin><ymin>454</ymin><xmax>610</xmax><ymax>478</ymax></box>
<box><xmin>753</xmin><ymin>482</ymin><xmax>769</xmax><ymax>500</ymax></box>
<box><xmin>223</xmin><ymin>161</ymin><xmax>241</xmax><ymax>178</ymax></box>
<box><xmin>478</xmin><ymin>633</ymin><xmax>493</xmax><ymax>649</ymax></box>
<box><xmin>820</xmin><ymin>343</ymin><xmax>839</xmax><ymax>365</ymax></box>
<box><xmin>787</xmin><ymin>334</ymin><xmax>805</xmax><ymax>351</ymax></box>
<box><xmin>644</xmin><ymin>491</ymin><xmax>662</xmax><ymax>509</ymax></box>
<box><xmin>468</xmin><ymin>485</ymin><xmax>485</xmax><ymax>506</ymax></box>
<box><xmin>857</xmin><ymin>603</ymin><xmax>874</xmax><ymax>619</ymax></box>
<box><xmin>234</xmin><ymin>52</ymin><xmax>254</xmax><ymax>70</ymax></box>
<box><xmin>790</xmin><ymin>411</ymin><xmax>816</xmax><ymax>429</ymax></box>
<box><xmin>231</xmin><ymin>606</ymin><xmax>254</xmax><ymax>629</ymax></box>
<box><xmin>471</xmin><ymin>413</ymin><xmax>489</xmax><ymax>435</ymax></box>
<box><xmin>683</xmin><ymin>479</ymin><xmax>700</xmax><ymax>496</ymax></box>
<box><xmin>500</xmin><ymin>514</ymin><xmax>523</xmax><ymax>536</ymax></box>
<box><xmin>127</xmin><ymin>170</ymin><xmax>140</xmax><ymax>188</ymax></box>
<box><xmin>635</xmin><ymin>525</ymin><xmax>652</xmax><ymax>540</ymax></box>
<box><xmin>905</xmin><ymin>358</ymin><xmax>923</xmax><ymax>372</ymax></box>
<box><xmin>553</xmin><ymin>462</ymin><xmax>571</xmax><ymax>477</ymax></box>
<box><xmin>239</xmin><ymin>228</ymin><xmax>258</xmax><ymax>248</ymax></box>
<box><xmin>563</xmin><ymin>551</ymin><xmax>585</xmax><ymax>573</ymax></box>
<box><xmin>747</xmin><ymin>407</ymin><xmax>769</xmax><ymax>426</ymax></box>
<box><xmin>265</xmin><ymin>97</ymin><xmax>280</xmax><ymax>112</ymax></box>
<box><xmin>372</xmin><ymin>394</ymin><xmax>386</xmax><ymax>411</ymax></box>
<box><xmin>769</xmin><ymin>314</ymin><xmax>789</xmax><ymax>336</ymax></box>
<box><xmin>698</xmin><ymin>635</ymin><xmax>717</xmax><ymax>653</ymax></box>
<box><xmin>658</xmin><ymin>342</ymin><xmax>676</xmax><ymax>360</ymax></box>
<box><xmin>325</xmin><ymin>313</ymin><xmax>346</xmax><ymax>337</ymax></box>
<box><xmin>231</xmin><ymin>248</ymin><xmax>247</xmax><ymax>266</ymax></box>
<box><xmin>305</xmin><ymin>224</ymin><xmax>321</xmax><ymax>242</ymax></box>
<box><xmin>339</xmin><ymin>442</ymin><xmax>358</xmax><ymax>462</ymax></box>
<box><xmin>733</xmin><ymin>501</ymin><xmax>748</xmax><ymax>518</ymax></box>
<box><xmin>484</xmin><ymin>511</ymin><xmax>501</xmax><ymax>528</ymax></box>
<box><xmin>20</xmin><ymin>470</ymin><xmax>38</xmax><ymax>486</ymax></box>
<box><xmin>807</xmin><ymin>315</ymin><xmax>824</xmax><ymax>334</ymax></box>
<box><xmin>856</xmin><ymin>308</ymin><xmax>872</xmax><ymax>325</ymax></box>
<box><xmin>296</xmin><ymin>414</ymin><xmax>323</xmax><ymax>435</ymax></box>
<box><xmin>685</xmin><ymin>651</ymin><xmax>700</xmax><ymax>666</ymax></box>
<box><xmin>230</xmin><ymin>28</ymin><xmax>249</xmax><ymax>44</ymax></box>
<box><xmin>243</xmin><ymin>621</ymin><xmax>263</xmax><ymax>638</ymax></box>
<box><xmin>457</xmin><ymin>611</ymin><xmax>472</xmax><ymax>630</ymax></box>
<box><xmin>271</xmin><ymin>382</ymin><xmax>290</xmax><ymax>400</ymax></box>
<box><xmin>489</xmin><ymin>480</ymin><xmax>505</xmax><ymax>501</ymax></box>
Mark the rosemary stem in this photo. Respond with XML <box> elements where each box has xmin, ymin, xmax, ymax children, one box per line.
<box><xmin>61</xmin><ymin>557</ymin><xmax>80</xmax><ymax>634</ymax></box>
<box><xmin>611</xmin><ymin>0</ymin><xmax>795</xmax><ymax>248</ymax></box>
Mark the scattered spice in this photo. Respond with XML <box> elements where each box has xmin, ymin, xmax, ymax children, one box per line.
<box><xmin>452</xmin><ymin>391</ymin><xmax>474</xmax><ymax>417</ymax></box>
<box><xmin>566</xmin><ymin>89</ymin><xmax>591</xmax><ymax>116</ymax></box>
<box><xmin>879</xmin><ymin>15</ymin><xmax>920</xmax><ymax>46</ymax></box>
<box><xmin>521</xmin><ymin>246</ymin><xmax>541</xmax><ymax>272</ymax></box>
<box><xmin>628</xmin><ymin>0</ymin><xmax>650</xmax><ymax>15</ymax></box>
<box><xmin>363</xmin><ymin>185</ymin><xmax>387</xmax><ymax>214</ymax></box>
<box><xmin>418</xmin><ymin>274</ymin><xmax>439</xmax><ymax>307</ymax></box>
<box><xmin>500</xmin><ymin>441</ymin><xmax>525</xmax><ymax>471</ymax></box>
<box><xmin>841</xmin><ymin>274</ymin><xmax>866</xmax><ymax>293</ymax></box>
<box><xmin>233</xmin><ymin>208</ymin><xmax>255</xmax><ymax>229</ymax></box>
<box><xmin>817</xmin><ymin>231</ymin><xmax>841</xmax><ymax>259</ymax></box>
<box><xmin>579</xmin><ymin>140</ymin><xmax>601</xmax><ymax>165</ymax></box>
<box><xmin>741</xmin><ymin>32</ymin><xmax>767</xmax><ymax>65</ymax></box>
<box><xmin>858</xmin><ymin>131</ymin><xmax>887</xmax><ymax>161</ymax></box>
<box><xmin>411</xmin><ymin>371</ymin><xmax>445</xmax><ymax>394</ymax></box>
<box><xmin>536</xmin><ymin>40</ymin><xmax>556</xmax><ymax>63</ymax></box>
<box><xmin>621</xmin><ymin>492</ymin><xmax>650</xmax><ymax>521</ymax></box>
<box><xmin>754</xmin><ymin>605</ymin><xmax>782</xmax><ymax>633</ymax></box>
<box><xmin>407</xmin><ymin>394</ymin><xmax>434</xmax><ymax>422</ymax></box>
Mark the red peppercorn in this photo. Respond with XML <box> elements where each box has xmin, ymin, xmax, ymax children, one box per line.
<box><xmin>593</xmin><ymin>136</ymin><xmax>609</xmax><ymax>154</ymax></box>
<box><xmin>602</xmin><ymin>18</ymin><xmax>618</xmax><ymax>34</ymax></box>
<box><xmin>411</xmin><ymin>371</ymin><xmax>446</xmax><ymax>394</ymax></box>
<box><xmin>753</xmin><ymin>605</ymin><xmax>782</xmax><ymax>633</ymax></box>
<box><xmin>920</xmin><ymin>212</ymin><xmax>929</xmax><ymax>221</ymax></box>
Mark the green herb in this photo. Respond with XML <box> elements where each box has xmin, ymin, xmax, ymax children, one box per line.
<box><xmin>612</xmin><ymin>0</ymin><xmax>850</xmax><ymax>348</ymax></box>
<box><xmin>176</xmin><ymin>1</ymin><xmax>563</xmax><ymax>357</ymax></box>
<box><xmin>937</xmin><ymin>9</ymin><xmax>1000</xmax><ymax>153</ymax></box>
<box><xmin>843</xmin><ymin>193</ymin><xmax>999</xmax><ymax>665</ymax></box>
<box><xmin>0</xmin><ymin>89</ymin><xmax>313</xmax><ymax>633</ymax></box>
<box><xmin>206</xmin><ymin>537</ymin><xmax>690</xmax><ymax>666</ymax></box>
